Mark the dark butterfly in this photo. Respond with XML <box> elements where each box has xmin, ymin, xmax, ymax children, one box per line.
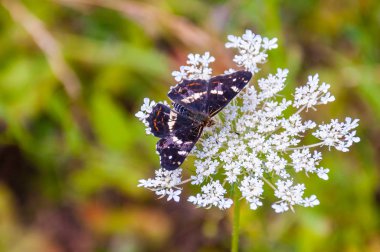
<box><xmin>147</xmin><ymin>70</ymin><xmax>252</xmax><ymax>170</ymax></box>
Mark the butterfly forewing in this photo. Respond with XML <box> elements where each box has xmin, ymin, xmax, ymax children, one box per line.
<box><xmin>206</xmin><ymin>70</ymin><xmax>252</xmax><ymax>117</ymax></box>
<box><xmin>168</xmin><ymin>79</ymin><xmax>208</xmax><ymax>114</ymax></box>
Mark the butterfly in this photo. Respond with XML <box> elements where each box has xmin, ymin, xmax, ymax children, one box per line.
<box><xmin>146</xmin><ymin>70</ymin><xmax>252</xmax><ymax>170</ymax></box>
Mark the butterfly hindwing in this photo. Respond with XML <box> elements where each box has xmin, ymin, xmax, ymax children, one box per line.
<box><xmin>157</xmin><ymin>124</ymin><xmax>203</xmax><ymax>170</ymax></box>
<box><xmin>147</xmin><ymin>103</ymin><xmax>172</xmax><ymax>137</ymax></box>
<box><xmin>206</xmin><ymin>70</ymin><xmax>252</xmax><ymax>117</ymax></box>
<box><xmin>168</xmin><ymin>79</ymin><xmax>208</xmax><ymax>113</ymax></box>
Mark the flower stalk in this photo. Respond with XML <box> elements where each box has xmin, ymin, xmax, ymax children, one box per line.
<box><xmin>231</xmin><ymin>183</ymin><xmax>241</xmax><ymax>252</ymax></box>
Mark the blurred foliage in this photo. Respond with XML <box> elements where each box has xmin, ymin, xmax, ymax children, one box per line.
<box><xmin>0</xmin><ymin>0</ymin><xmax>379</xmax><ymax>251</ymax></box>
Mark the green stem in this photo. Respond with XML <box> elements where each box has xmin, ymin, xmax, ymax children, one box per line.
<box><xmin>231</xmin><ymin>183</ymin><xmax>241</xmax><ymax>252</ymax></box>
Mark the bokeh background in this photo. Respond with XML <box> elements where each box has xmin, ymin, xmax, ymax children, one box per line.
<box><xmin>0</xmin><ymin>0</ymin><xmax>379</xmax><ymax>251</ymax></box>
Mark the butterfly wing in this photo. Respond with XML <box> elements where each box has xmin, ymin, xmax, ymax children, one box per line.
<box><xmin>157</xmin><ymin>122</ymin><xmax>203</xmax><ymax>170</ymax></box>
<box><xmin>146</xmin><ymin>103</ymin><xmax>172</xmax><ymax>137</ymax></box>
<box><xmin>168</xmin><ymin>79</ymin><xmax>208</xmax><ymax>113</ymax></box>
<box><xmin>206</xmin><ymin>70</ymin><xmax>252</xmax><ymax>117</ymax></box>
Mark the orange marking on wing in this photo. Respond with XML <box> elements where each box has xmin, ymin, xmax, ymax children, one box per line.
<box><xmin>188</xmin><ymin>82</ymin><xmax>201</xmax><ymax>87</ymax></box>
<box><xmin>153</xmin><ymin>120</ymin><xmax>159</xmax><ymax>131</ymax></box>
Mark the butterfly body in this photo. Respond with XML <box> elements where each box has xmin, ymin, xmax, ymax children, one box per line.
<box><xmin>147</xmin><ymin>70</ymin><xmax>252</xmax><ymax>170</ymax></box>
<box><xmin>173</xmin><ymin>102</ymin><xmax>212</xmax><ymax>126</ymax></box>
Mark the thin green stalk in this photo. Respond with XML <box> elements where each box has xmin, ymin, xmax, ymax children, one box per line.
<box><xmin>231</xmin><ymin>183</ymin><xmax>241</xmax><ymax>252</ymax></box>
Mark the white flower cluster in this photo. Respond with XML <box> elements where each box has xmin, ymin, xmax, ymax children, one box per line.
<box><xmin>172</xmin><ymin>52</ymin><xmax>215</xmax><ymax>82</ymax></box>
<box><xmin>272</xmin><ymin>180</ymin><xmax>320</xmax><ymax>213</ymax></box>
<box><xmin>293</xmin><ymin>74</ymin><xmax>335</xmax><ymax>110</ymax></box>
<box><xmin>188</xmin><ymin>181</ymin><xmax>233</xmax><ymax>210</ymax></box>
<box><xmin>313</xmin><ymin>118</ymin><xmax>360</xmax><ymax>152</ymax></box>
<box><xmin>138</xmin><ymin>168</ymin><xmax>183</xmax><ymax>202</ymax></box>
<box><xmin>136</xmin><ymin>30</ymin><xmax>360</xmax><ymax>213</ymax></box>
<box><xmin>135</xmin><ymin>98</ymin><xmax>156</xmax><ymax>135</ymax></box>
<box><xmin>226</xmin><ymin>30</ymin><xmax>278</xmax><ymax>73</ymax></box>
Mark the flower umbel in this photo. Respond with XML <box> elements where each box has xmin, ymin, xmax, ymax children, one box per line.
<box><xmin>138</xmin><ymin>168</ymin><xmax>183</xmax><ymax>202</ymax></box>
<box><xmin>171</xmin><ymin>52</ymin><xmax>215</xmax><ymax>82</ymax></box>
<box><xmin>137</xmin><ymin>30</ymin><xmax>360</xmax><ymax>212</ymax></box>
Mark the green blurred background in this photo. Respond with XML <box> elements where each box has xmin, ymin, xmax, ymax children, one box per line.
<box><xmin>0</xmin><ymin>0</ymin><xmax>379</xmax><ymax>251</ymax></box>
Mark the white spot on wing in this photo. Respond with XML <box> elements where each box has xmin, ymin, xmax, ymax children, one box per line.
<box><xmin>178</xmin><ymin>151</ymin><xmax>187</xmax><ymax>156</ymax></box>
<box><xmin>172</xmin><ymin>136</ymin><xmax>183</xmax><ymax>144</ymax></box>
<box><xmin>168</xmin><ymin>111</ymin><xmax>177</xmax><ymax>131</ymax></box>
<box><xmin>231</xmin><ymin>86</ymin><xmax>239</xmax><ymax>92</ymax></box>
<box><xmin>181</xmin><ymin>91</ymin><xmax>206</xmax><ymax>103</ymax></box>
<box><xmin>210</xmin><ymin>90</ymin><xmax>224</xmax><ymax>95</ymax></box>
